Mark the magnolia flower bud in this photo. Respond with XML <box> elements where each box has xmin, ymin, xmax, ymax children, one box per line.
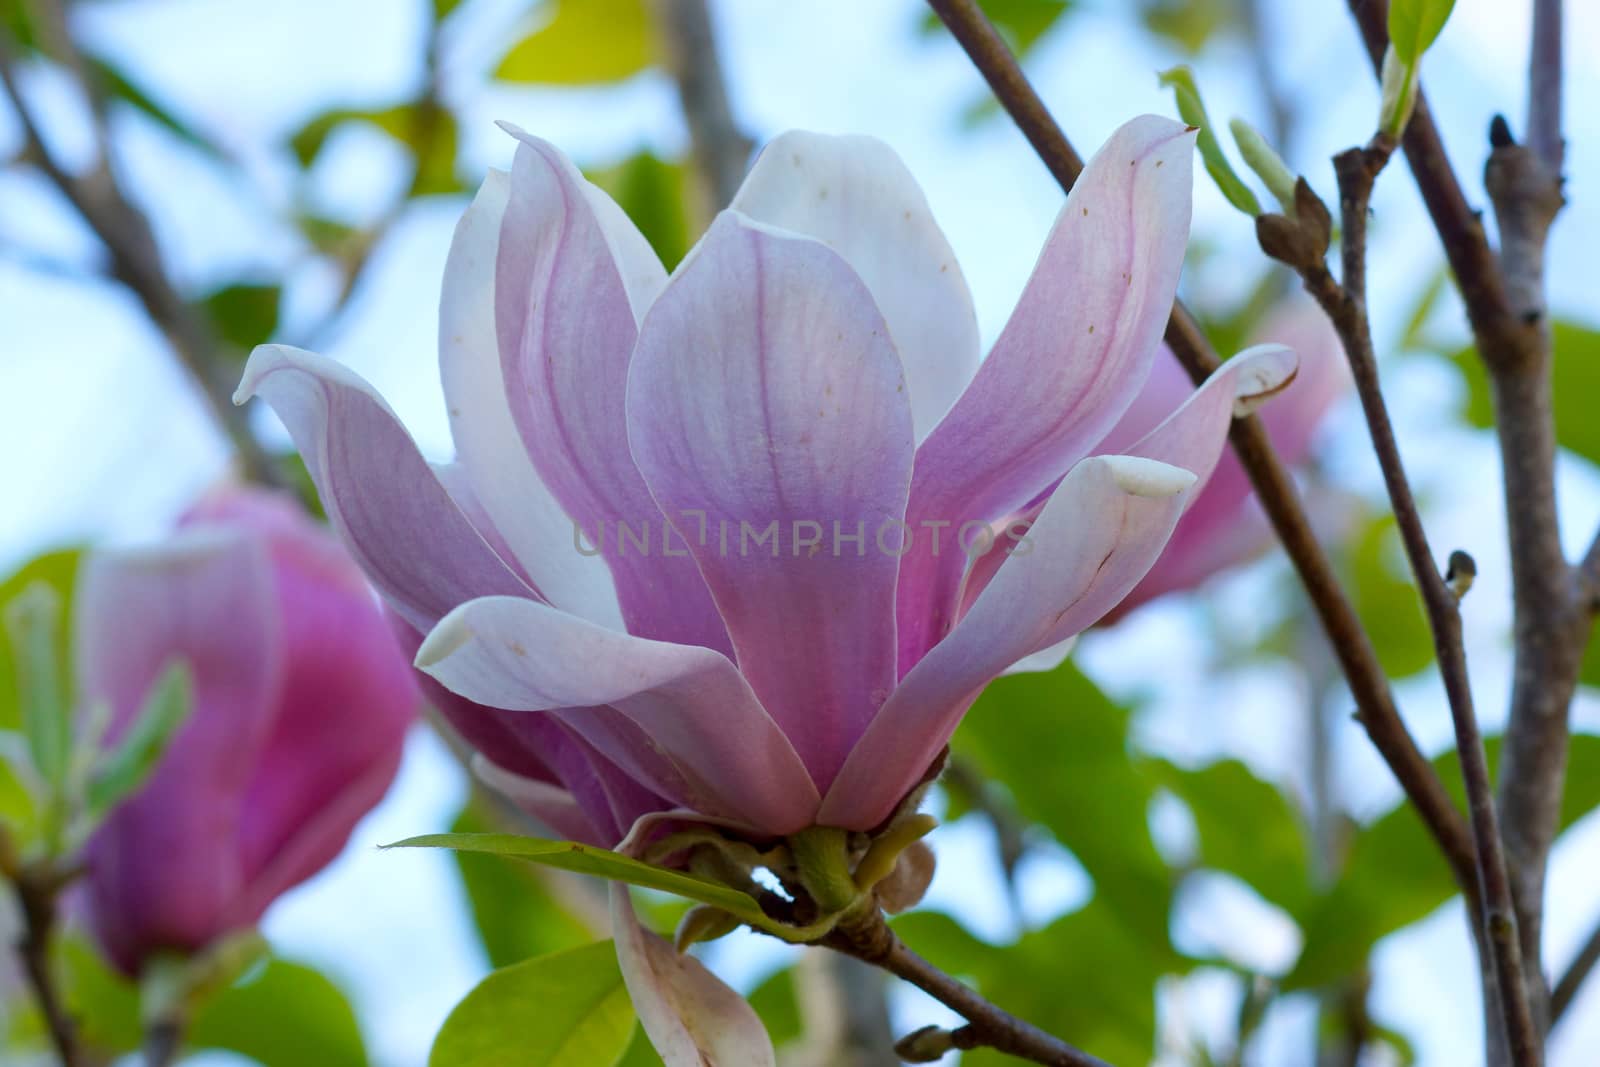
<box><xmin>76</xmin><ymin>487</ymin><xmax>418</xmax><ymax>976</ymax></box>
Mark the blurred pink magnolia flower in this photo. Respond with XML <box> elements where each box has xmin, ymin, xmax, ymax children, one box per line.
<box><xmin>238</xmin><ymin>114</ymin><xmax>1297</xmax><ymax>842</ymax></box>
<box><xmin>76</xmin><ymin>488</ymin><xmax>418</xmax><ymax>976</ymax></box>
<box><xmin>1100</xmin><ymin>302</ymin><xmax>1349</xmax><ymax>619</ymax></box>
<box><xmin>237</xmin><ymin>114</ymin><xmax>1298</xmax><ymax>1063</ymax></box>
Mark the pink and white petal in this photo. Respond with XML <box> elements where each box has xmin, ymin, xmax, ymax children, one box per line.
<box><xmin>1002</xmin><ymin>636</ymin><xmax>1078</xmax><ymax>676</ymax></box>
<box><xmin>627</xmin><ymin>212</ymin><xmax>914</xmax><ymax>787</ymax></box>
<box><xmin>472</xmin><ymin>755</ymin><xmax>613</xmax><ymax>847</ymax></box>
<box><xmin>896</xmin><ymin>116</ymin><xmax>1196</xmax><ymax>670</ymax></box>
<box><xmin>731</xmin><ymin>131</ymin><xmax>979</xmax><ymax>440</ymax></box>
<box><xmin>610</xmin><ymin>885</ymin><xmax>777</xmax><ymax>1067</ymax></box>
<box><xmin>1122</xmin><ymin>344</ymin><xmax>1297</xmax><ymax>478</ymax></box>
<box><xmin>416</xmin><ymin>595</ymin><xmax>820</xmax><ymax>834</ymax></box>
<box><xmin>820</xmin><ymin>455</ymin><xmax>1192</xmax><ymax>830</ymax></box>
<box><xmin>495</xmin><ymin>128</ymin><xmax>728</xmax><ymax>653</ymax></box>
<box><xmin>236</xmin><ymin>345</ymin><xmax>533</xmax><ymax>633</ymax></box>
<box><xmin>439</xmin><ymin>169</ymin><xmax>623</xmax><ymax>626</ymax></box>
<box><xmin>77</xmin><ymin>530</ymin><xmax>281</xmax><ymax>972</ymax></box>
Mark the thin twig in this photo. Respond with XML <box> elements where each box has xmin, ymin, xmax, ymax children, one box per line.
<box><xmin>0</xmin><ymin>26</ymin><xmax>281</xmax><ymax>486</ymax></box>
<box><xmin>1551</xmin><ymin>918</ymin><xmax>1600</xmax><ymax>1024</ymax></box>
<box><xmin>824</xmin><ymin>909</ymin><xmax>1112</xmax><ymax>1067</ymax></box>
<box><xmin>1264</xmin><ymin>134</ymin><xmax>1538</xmax><ymax>1066</ymax></box>
<box><xmin>10</xmin><ymin>864</ymin><xmax>81</xmax><ymax>1067</ymax></box>
<box><xmin>1346</xmin><ymin>3</ymin><xmax>1577</xmax><ymax>1036</ymax></box>
<box><xmin>142</xmin><ymin>1016</ymin><xmax>184</xmax><ymax>1067</ymax></box>
<box><xmin>1526</xmin><ymin>0</ymin><xmax>1563</xmax><ymax>174</ymax></box>
<box><xmin>924</xmin><ymin>0</ymin><xmax>1477</xmax><ymax>893</ymax></box>
<box><xmin>649</xmin><ymin>0</ymin><xmax>751</xmax><ymax>218</ymax></box>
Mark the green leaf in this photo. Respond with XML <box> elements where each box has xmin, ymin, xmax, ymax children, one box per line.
<box><xmin>289</xmin><ymin>104</ymin><xmax>460</xmax><ymax>195</ymax></box>
<box><xmin>189</xmin><ymin>959</ymin><xmax>369</xmax><ymax>1067</ymax></box>
<box><xmin>900</xmin><ymin>902</ymin><xmax>1162</xmax><ymax>1066</ymax></box>
<box><xmin>430</xmin><ymin>941</ymin><xmax>635</xmax><ymax>1067</ymax></box>
<box><xmin>3</xmin><ymin>582</ymin><xmax>69</xmax><ymax>787</ymax></box>
<box><xmin>1387</xmin><ymin>0</ymin><xmax>1457</xmax><ymax>64</ymax></box>
<box><xmin>745</xmin><ymin>966</ymin><xmax>803</xmax><ymax>1048</ymax></box>
<box><xmin>448</xmin><ymin>801</ymin><xmax>596</xmax><ymax>968</ymax></box>
<box><xmin>586</xmin><ymin>153</ymin><xmax>692</xmax><ymax>270</ymax></box>
<box><xmin>1452</xmin><ymin>321</ymin><xmax>1600</xmax><ymax>468</ymax></box>
<box><xmin>85</xmin><ymin>661</ymin><xmax>192</xmax><ymax>819</ymax></box>
<box><xmin>1344</xmin><ymin>513</ymin><xmax>1434</xmax><ymax>679</ymax></box>
<box><xmin>1139</xmin><ymin>0</ymin><xmax>1237</xmax><ymax>55</ymax></box>
<box><xmin>203</xmin><ymin>283</ymin><xmax>281</xmax><ymax>351</ymax></box>
<box><xmin>387</xmin><ymin>833</ymin><xmax>771</xmax><ymax>927</ymax></box>
<box><xmin>1286</xmin><ymin>733</ymin><xmax>1600</xmax><ymax>990</ymax></box>
<box><xmin>0</xmin><ymin>550</ymin><xmax>80</xmax><ymax>734</ymax></box>
<box><xmin>64</xmin><ymin>939</ymin><xmax>367</xmax><ymax>1066</ymax></box>
<box><xmin>88</xmin><ymin>57</ymin><xmax>222</xmax><ymax>159</ymax></box>
<box><xmin>955</xmin><ymin>663</ymin><xmax>1175</xmax><ymax>952</ymax></box>
<box><xmin>495</xmin><ymin>0</ymin><xmax>654</xmax><ymax>85</ymax></box>
<box><xmin>918</xmin><ymin>0</ymin><xmax>1073</xmax><ymax>58</ymax></box>
<box><xmin>1154</xmin><ymin>758</ymin><xmax>1312</xmax><ymax>915</ymax></box>
<box><xmin>1158</xmin><ymin>66</ymin><xmax>1260</xmax><ymax>217</ymax></box>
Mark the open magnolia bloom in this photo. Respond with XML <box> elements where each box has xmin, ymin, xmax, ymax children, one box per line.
<box><xmin>238</xmin><ymin>114</ymin><xmax>1296</xmax><ymax>1062</ymax></box>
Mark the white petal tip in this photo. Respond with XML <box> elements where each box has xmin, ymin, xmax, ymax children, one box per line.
<box><xmin>415</xmin><ymin>612</ymin><xmax>474</xmax><ymax>671</ymax></box>
<box><xmin>1100</xmin><ymin>455</ymin><xmax>1197</xmax><ymax>498</ymax></box>
<box><xmin>1229</xmin><ymin>343</ymin><xmax>1300</xmax><ymax>416</ymax></box>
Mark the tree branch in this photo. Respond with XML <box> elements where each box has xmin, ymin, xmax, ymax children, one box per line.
<box><xmin>924</xmin><ymin>0</ymin><xmax>1477</xmax><ymax>892</ymax></box>
<box><xmin>9</xmin><ymin>862</ymin><xmax>82</xmax><ymax>1067</ymax></box>
<box><xmin>1551</xmin><ymin>916</ymin><xmax>1600</xmax><ymax>1025</ymax></box>
<box><xmin>1342</xmin><ymin>2</ymin><xmax>1577</xmax><ymax>1035</ymax></box>
<box><xmin>1262</xmin><ymin>135</ymin><xmax>1537</xmax><ymax>1066</ymax></box>
<box><xmin>649</xmin><ymin>0</ymin><xmax>751</xmax><ymax>219</ymax></box>
<box><xmin>825</xmin><ymin>909</ymin><xmax>1112</xmax><ymax>1067</ymax></box>
<box><xmin>0</xmin><ymin>26</ymin><xmax>282</xmax><ymax>487</ymax></box>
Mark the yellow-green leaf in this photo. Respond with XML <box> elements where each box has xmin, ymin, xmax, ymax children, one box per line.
<box><xmin>431</xmin><ymin>941</ymin><xmax>636</xmax><ymax>1067</ymax></box>
<box><xmin>495</xmin><ymin>0</ymin><xmax>654</xmax><ymax>86</ymax></box>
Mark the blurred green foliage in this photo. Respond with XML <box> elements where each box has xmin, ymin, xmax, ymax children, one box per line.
<box><xmin>495</xmin><ymin>0</ymin><xmax>655</xmax><ymax>85</ymax></box>
<box><xmin>430</xmin><ymin>940</ymin><xmax>636</xmax><ymax>1067</ymax></box>
<box><xmin>64</xmin><ymin>938</ymin><xmax>369</xmax><ymax>1066</ymax></box>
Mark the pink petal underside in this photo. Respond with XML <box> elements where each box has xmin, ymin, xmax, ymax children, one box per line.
<box><xmin>626</xmin><ymin>211</ymin><xmax>914</xmax><ymax>789</ymax></box>
<box><xmin>895</xmin><ymin>116</ymin><xmax>1197</xmax><ymax>674</ymax></box>
<box><xmin>1106</xmin><ymin>325</ymin><xmax>1331</xmax><ymax>615</ymax></box>
<box><xmin>415</xmin><ymin>595</ymin><xmax>820</xmax><ymax>835</ymax></box>
<box><xmin>235</xmin><ymin>345</ymin><xmax>534</xmax><ymax>635</ymax></box>
<box><xmin>730</xmin><ymin>130</ymin><xmax>980</xmax><ymax>441</ymax></box>
<box><xmin>389</xmin><ymin>613</ymin><xmax>666</xmax><ymax>847</ymax></box>
<box><xmin>439</xmin><ymin>169</ymin><xmax>623</xmax><ymax>627</ymax></box>
<box><xmin>610</xmin><ymin>884</ymin><xmax>777</xmax><ymax>1067</ymax></box>
<box><xmin>76</xmin><ymin>530</ymin><xmax>282</xmax><ymax>973</ymax></box>
<box><xmin>179</xmin><ymin>490</ymin><xmax>419</xmax><ymax>926</ymax></box>
<box><xmin>820</xmin><ymin>455</ymin><xmax>1193</xmax><ymax>830</ymax></box>
<box><xmin>494</xmin><ymin>129</ymin><xmax>729</xmax><ymax>653</ymax></box>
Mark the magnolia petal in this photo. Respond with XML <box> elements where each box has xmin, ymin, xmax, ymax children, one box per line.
<box><xmin>77</xmin><ymin>530</ymin><xmax>282</xmax><ymax>973</ymax></box>
<box><xmin>181</xmin><ymin>490</ymin><xmax>418</xmax><ymax>925</ymax></box>
<box><xmin>235</xmin><ymin>345</ymin><xmax>532</xmax><ymax>633</ymax></box>
<box><xmin>1002</xmin><ymin>636</ymin><xmax>1078</xmax><ymax>676</ymax></box>
<box><xmin>820</xmin><ymin>455</ymin><xmax>1192</xmax><ymax>830</ymax></box>
<box><xmin>610</xmin><ymin>885</ymin><xmax>777</xmax><ymax>1067</ymax></box>
<box><xmin>415</xmin><ymin>595</ymin><xmax>819</xmax><ymax>834</ymax></box>
<box><xmin>627</xmin><ymin>212</ymin><xmax>914</xmax><ymax>787</ymax></box>
<box><xmin>472</xmin><ymin>755</ymin><xmax>612</xmax><ymax>847</ymax></box>
<box><xmin>495</xmin><ymin>128</ymin><xmax>728</xmax><ymax>653</ymax></box>
<box><xmin>439</xmin><ymin>169</ymin><xmax>623</xmax><ymax>627</ymax></box>
<box><xmin>731</xmin><ymin>131</ymin><xmax>980</xmax><ymax>440</ymax></box>
<box><xmin>897</xmin><ymin>116</ymin><xmax>1196</xmax><ymax>670</ymax></box>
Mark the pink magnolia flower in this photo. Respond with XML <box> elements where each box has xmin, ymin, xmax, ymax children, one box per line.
<box><xmin>76</xmin><ymin>488</ymin><xmax>419</xmax><ymax>976</ymax></box>
<box><xmin>1100</xmin><ymin>301</ymin><xmax>1349</xmax><ymax>618</ymax></box>
<box><xmin>236</xmin><ymin>114</ymin><xmax>1296</xmax><ymax>845</ymax></box>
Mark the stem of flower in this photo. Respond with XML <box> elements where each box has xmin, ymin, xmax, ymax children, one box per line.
<box><xmin>824</xmin><ymin>907</ymin><xmax>1112</xmax><ymax>1067</ymax></box>
<box><xmin>8</xmin><ymin>860</ymin><xmax>81</xmax><ymax>1067</ymax></box>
